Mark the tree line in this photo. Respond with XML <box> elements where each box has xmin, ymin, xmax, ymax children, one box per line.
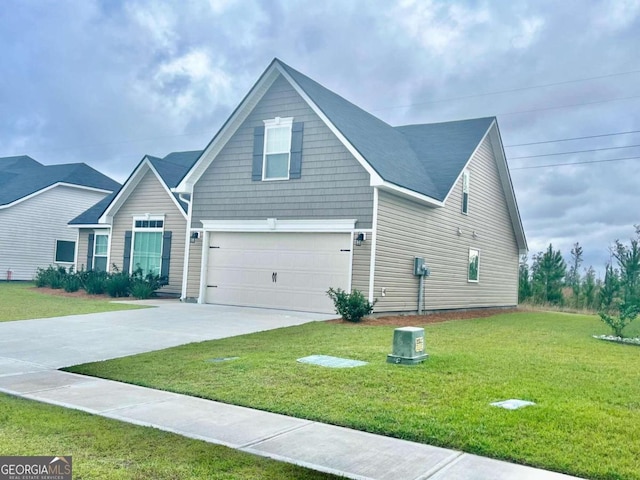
<box><xmin>519</xmin><ymin>227</ymin><xmax>640</xmax><ymax>322</ymax></box>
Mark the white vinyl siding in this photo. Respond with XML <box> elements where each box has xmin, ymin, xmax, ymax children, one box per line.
<box><xmin>0</xmin><ymin>186</ymin><xmax>108</xmax><ymax>280</ymax></box>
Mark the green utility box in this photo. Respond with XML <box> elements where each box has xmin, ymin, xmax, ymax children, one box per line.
<box><xmin>387</xmin><ymin>326</ymin><xmax>428</xmax><ymax>365</ymax></box>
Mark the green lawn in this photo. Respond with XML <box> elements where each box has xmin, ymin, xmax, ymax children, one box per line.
<box><xmin>67</xmin><ymin>312</ymin><xmax>640</xmax><ymax>480</ymax></box>
<box><xmin>0</xmin><ymin>282</ymin><xmax>145</xmax><ymax>322</ymax></box>
<box><xmin>0</xmin><ymin>393</ymin><xmax>336</xmax><ymax>479</ymax></box>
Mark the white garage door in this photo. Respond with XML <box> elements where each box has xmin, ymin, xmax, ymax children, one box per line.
<box><xmin>205</xmin><ymin>232</ymin><xmax>351</xmax><ymax>313</ymax></box>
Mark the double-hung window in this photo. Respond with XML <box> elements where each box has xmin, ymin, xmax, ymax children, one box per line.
<box><xmin>131</xmin><ymin>216</ymin><xmax>164</xmax><ymax>275</ymax></box>
<box><xmin>55</xmin><ymin>240</ymin><xmax>75</xmax><ymax>263</ymax></box>
<box><xmin>263</xmin><ymin>117</ymin><xmax>293</xmax><ymax>180</ymax></box>
<box><xmin>93</xmin><ymin>232</ymin><xmax>109</xmax><ymax>271</ymax></box>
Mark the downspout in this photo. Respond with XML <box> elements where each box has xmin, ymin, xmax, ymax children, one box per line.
<box><xmin>179</xmin><ymin>192</ymin><xmax>192</xmax><ymax>301</ymax></box>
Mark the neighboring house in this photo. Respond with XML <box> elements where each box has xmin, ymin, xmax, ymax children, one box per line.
<box><xmin>174</xmin><ymin>59</ymin><xmax>527</xmax><ymax>314</ymax></box>
<box><xmin>69</xmin><ymin>151</ymin><xmax>201</xmax><ymax>296</ymax></box>
<box><xmin>0</xmin><ymin>155</ymin><xmax>120</xmax><ymax>281</ymax></box>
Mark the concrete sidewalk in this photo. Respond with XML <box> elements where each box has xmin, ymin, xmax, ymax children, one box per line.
<box><xmin>0</xmin><ymin>370</ymin><xmax>583</xmax><ymax>480</ymax></box>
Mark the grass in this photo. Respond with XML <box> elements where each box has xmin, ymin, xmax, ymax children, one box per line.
<box><xmin>0</xmin><ymin>282</ymin><xmax>145</xmax><ymax>322</ymax></box>
<box><xmin>67</xmin><ymin>312</ymin><xmax>640</xmax><ymax>480</ymax></box>
<box><xmin>0</xmin><ymin>393</ymin><xmax>337</xmax><ymax>479</ymax></box>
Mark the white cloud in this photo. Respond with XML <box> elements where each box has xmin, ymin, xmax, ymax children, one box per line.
<box><xmin>510</xmin><ymin>16</ymin><xmax>545</xmax><ymax>49</ymax></box>
<box><xmin>125</xmin><ymin>2</ymin><xmax>178</xmax><ymax>53</ymax></box>
<box><xmin>594</xmin><ymin>0</ymin><xmax>640</xmax><ymax>31</ymax></box>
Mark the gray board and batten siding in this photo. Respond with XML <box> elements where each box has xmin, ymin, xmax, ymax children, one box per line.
<box><xmin>191</xmin><ymin>75</ymin><xmax>374</xmax><ymax>229</ymax></box>
<box><xmin>373</xmin><ymin>132</ymin><xmax>519</xmax><ymax>313</ymax></box>
<box><xmin>110</xmin><ymin>168</ymin><xmax>187</xmax><ymax>296</ymax></box>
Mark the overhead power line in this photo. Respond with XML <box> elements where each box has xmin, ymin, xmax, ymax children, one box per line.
<box><xmin>510</xmin><ymin>155</ymin><xmax>640</xmax><ymax>170</ymax></box>
<box><xmin>373</xmin><ymin>68</ymin><xmax>640</xmax><ymax>110</ymax></box>
<box><xmin>509</xmin><ymin>143</ymin><xmax>640</xmax><ymax>160</ymax></box>
<box><xmin>505</xmin><ymin>129</ymin><xmax>640</xmax><ymax>147</ymax></box>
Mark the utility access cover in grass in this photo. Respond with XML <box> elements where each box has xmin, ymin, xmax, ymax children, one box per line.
<box><xmin>491</xmin><ymin>399</ymin><xmax>536</xmax><ymax>410</ymax></box>
<box><xmin>297</xmin><ymin>355</ymin><xmax>368</xmax><ymax>368</ymax></box>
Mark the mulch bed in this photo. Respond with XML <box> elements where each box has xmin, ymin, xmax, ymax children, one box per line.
<box><xmin>33</xmin><ymin>287</ymin><xmax>520</xmax><ymax>324</ymax></box>
<box><xmin>328</xmin><ymin>308</ymin><xmax>521</xmax><ymax>326</ymax></box>
<box><xmin>33</xmin><ymin>286</ymin><xmax>112</xmax><ymax>300</ymax></box>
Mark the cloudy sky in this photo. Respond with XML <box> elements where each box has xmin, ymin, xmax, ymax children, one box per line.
<box><xmin>1</xmin><ymin>0</ymin><xmax>639</xmax><ymax>275</ymax></box>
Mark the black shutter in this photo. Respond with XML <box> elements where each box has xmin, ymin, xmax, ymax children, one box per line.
<box><xmin>289</xmin><ymin>122</ymin><xmax>304</xmax><ymax>179</ymax></box>
<box><xmin>87</xmin><ymin>233</ymin><xmax>95</xmax><ymax>270</ymax></box>
<box><xmin>160</xmin><ymin>231</ymin><xmax>172</xmax><ymax>281</ymax></box>
<box><xmin>252</xmin><ymin>126</ymin><xmax>265</xmax><ymax>181</ymax></box>
<box><xmin>123</xmin><ymin>230</ymin><xmax>132</xmax><ymax>274</ymax></box>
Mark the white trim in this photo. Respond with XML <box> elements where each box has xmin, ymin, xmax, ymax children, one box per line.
<box><xmin>130</xmin><ymin>215</ymin><xmax>165</xmax><ymax>275</ymax></box>
<box><xmin>461</xmin><ymin>170</ymin><xmax>470</xmax><ymax>215</ymax></box>
<box><xmin>73</xmin><ymin>230</ymin><xmax>80</xmax><ymax>270</ymax></box>
<box><xmin>180</xmin><ymin>193</ymin><xmax>192</xmax><ymax>300</ymax></box>
<box><xmin>442</xmin><ymin>122</ymin><xmax>492</xmax><ymax>205</ymax></box>
<box><xmin>99</xmin><ymin>158</ymin><xmax>188</xmax><ymax>224</ymax></box>
<box><xmin>468</xmin><ymin>247</ymin><xmax>480</xmax><ymax>283</ymax></box>
<box><xmin>0</xmin><ymin>182</ymin><xmax>113</xmax><ymax>210</ymax></box>
<box><xmin>348</xmin><ymin>231</ymin><xmax>354</xmax><ymax>293</ymax></box>
<box><xmin>92</xmin><ymin>230</ymin><xmax>110</xmax><ymax>272</ymax></box>
<box><xmin>200</xmin><ymin>218</ymin><xmax>357</xmax><ymax>233</ymax></box>
<box><xmin>175</xmin><ymin>67</ymin><xmax>280</xmax><ymax>193</ymax></box>
<box><xmin>262</xmin><ymin>117</ymin><xmax>293</xmax><ymax>181</ymax></box>
<box><xmin>373</xmin><ymin>180</ymin><xmax>444</xmax><ymax>208</ymax></box>
<box><xmin>68</xmin><ymin>224</ymin><xmax>111</xmax><ymax>229</ymax></box>
<box><xmin>198</xmin><ymin>230</ymin><xmax>210</xmax><ymax>303</ymax></box>
<box><xmin>277</xmin><ymin>66</ymin><xmax>384</xmax><ymax>185</ymax></box>
<box><xmin>368</xmin><ymin>187</ymin><xmax>379</xmax><ymax>303</ymax></box>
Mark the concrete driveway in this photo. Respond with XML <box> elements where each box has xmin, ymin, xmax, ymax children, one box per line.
<box><xmin>0</xmin><ymin>300</ymin><xmax>335</xmax><ymax>376</ymax></box>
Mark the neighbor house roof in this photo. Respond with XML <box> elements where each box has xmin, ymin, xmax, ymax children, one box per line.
<box><xmin>0</xmin><ymin>155</ymin><xmax>120</xmax><ymax>208</ymax></box>
<box><xmin>69</xmin><ymin>150</ymin><xmax>202</xmax><ymax>226</ymax></box>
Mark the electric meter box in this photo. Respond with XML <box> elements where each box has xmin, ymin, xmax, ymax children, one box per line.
<box><xmin>413</xmin><ymin>257</ymin><xmax>430</xmax><ymax>276</ymax></box>
<box><xmin>387</xmin><ymin>326</ymin><xmax>428</xmax><ymax>365</ymax></box>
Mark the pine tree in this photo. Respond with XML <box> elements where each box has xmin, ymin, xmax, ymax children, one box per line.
<box><xmin>518</xmin><ymin>255</ymin><xmax>532</xmax><ymax>303</ymax></box>
<box><xmin>531</xmin><ymin>244</ymin><xmax>567</xmax><ymax>305</ymax></box>
<box><xmin>567</xmin><ymin>242</ymin><xmax>583</xmax><ymax>308</ymax></box>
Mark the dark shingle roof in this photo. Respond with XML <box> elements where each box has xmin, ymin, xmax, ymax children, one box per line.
<box><xmin>69</xmin><ymin>150</ymin><xmax>201</xmax><ymax>225</ymax></box>
<box><xmin>0</xmin><ymin>156</ymin><xmax>120</xmax><ymax>206</ymax></box>
<box><xmin>277</xmin><ymin>60</ymin><xmax>492</xmax><ymax>202</ymax></box>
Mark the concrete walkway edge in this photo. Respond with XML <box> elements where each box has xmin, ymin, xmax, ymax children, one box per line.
<box><xmin>0</xmin><ymin>370</ymin><xmax>584</xmax><ymax>480</ymax></box>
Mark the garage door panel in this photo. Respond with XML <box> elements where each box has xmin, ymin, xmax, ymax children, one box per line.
<box><xmin>205</xmin><ymin>232</ymin><xmax>351</xmax><ymax>313</ymax></box>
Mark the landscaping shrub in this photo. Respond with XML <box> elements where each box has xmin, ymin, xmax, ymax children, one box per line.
<box><xmin>105</xmin><ymin>271</ymin><xmax>131</xmax><ymax>298</ymax></box>
<box><xmin>63</xmin><ymin>273</ymin><xmax>81</xmax><ymax>293</ymax></box>
<box><xmin>81</xmin><ymin>270</ymin><xmax>108</xmax><ymax>295</ymax></box>
<box><xmin>326</xmin><ymin>287</ymin><xmax>376</xmax><ymax>322</ymax></box>
<box><xmin>129</xmin><ymin>268</ymin><xmax>168</xmax><ymax>299</ymax></box>
<box><xmin>34</xmin><ymin>266</ymin><xmax>67</xmax><ymax>289</ymax></box>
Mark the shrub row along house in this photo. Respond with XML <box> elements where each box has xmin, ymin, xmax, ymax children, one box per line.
<box><xmin>70</xmin><ymin>58</ymin><xmax>527</xmax><ymax>314</ymax></box>
<box><xmin>0</xmin><ymin>156</ymin><xmax>120</xmax><ymax>281</ymax></box>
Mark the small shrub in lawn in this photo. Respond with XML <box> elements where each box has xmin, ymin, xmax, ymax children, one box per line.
<box><xmin>599</xmin><ymin>303</ymin><xmax>639</xmax><ymax>337</ymax></box>
<box><xmin>327</xmin><ymin>287</ymin><xmax>376</xmax><ymax>322</ymax></box>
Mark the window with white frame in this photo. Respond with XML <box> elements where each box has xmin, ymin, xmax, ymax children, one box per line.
<box><xmin>263</xmin><ymin>117</ymin><xmax>293</xmax><ymax>180</ymax></box>
<box><xmin>93</xmin><ymin>233</ymin><xmax>109</xmax><ymax>272</ymax></box>
<box><xmin>55</xmin><ymin>240</ymin><xmax>75</xmax><ymax>263</ymax></box>
<box><xmin>131</xmin><ymin>216</ymin><xmax>164</xmax><ymax>275</ymax></box>
<box><xmin>462</xmin><ymin>170</ymin><xmax>470</xmax><ymax>214</ymax></box>
<box><xmin>468</xmin><ymin>248</ymin><xmax>480</xmax><ymax>282</ymax></box>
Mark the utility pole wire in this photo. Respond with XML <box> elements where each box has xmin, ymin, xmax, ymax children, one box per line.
<box><xmin>510</xmin><ymin>155</ymin><xmax>640</xmax><ymax>170</ymax></box>
<box><xmin>505</xmin><ymin>129</ymin><xmax>640</xmax><ymax>147</ymax></box>
<box><xmin>509</xmin><ymin>143</ymin><xmax>640</xmax><ymax>160</ymax></box>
